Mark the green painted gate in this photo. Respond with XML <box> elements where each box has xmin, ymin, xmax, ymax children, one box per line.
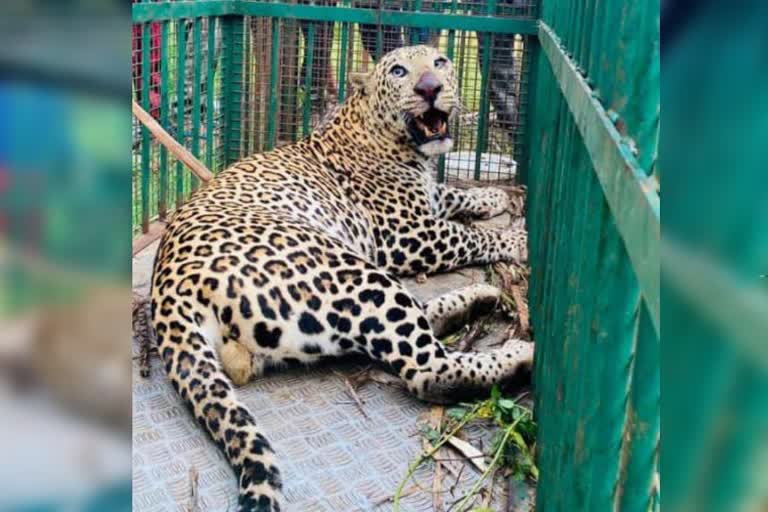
<box><xmin>131</xmin><ymin>1</ymin><xmax>661</xmax><ymax>510</ymax></box>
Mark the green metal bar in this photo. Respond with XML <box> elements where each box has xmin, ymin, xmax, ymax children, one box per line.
<box><xmin>134</xmin><ymin>0</ymin><xmax>231</xmax><ymax>22</ymax></box>
<box><xmin>436</xmin><ymin>0</ymin><xmax>458</xmax><ymax>184</ymax></box>
<box><xmin>191</xmin><ymin>17</ymin><xmax>202</xmax><ymax>191</ymax></box>
<box><xmin>516</xmin><ymin>35</ymin><xmax>538</xmax><ymax>185</ymax></box>
<box><xmin>140</xmin><ymin>23</ymin><xmax>151</xmax><ymax>233</ymax></box>
<box><xmin>159</xmin><ymin>20</ymin><xmax>169</xmax><ymax>220</ymax></box>
<box><xmin>222</xmin><ymin>15</ymin><xmax>244</xmax><ymax>164</ymax></box>
<box><xmin>176</xmin><ymin>20</ymin><xmax>187</xmax><ymax>204</ymax></box>
<box><xmin>134</xmin><ymin>1</ymin><xmax>538</xmax><ymax>35</ymax></box>
<box><xmin>472</xmin><ymin>0</ymin><xmax>497</xmax><ymax>180</ymax></box>
<box><xmin>544</xmin><ymin>117</ymin><xmax>578</xmax><ymax>509</ymax></box>
<box><xmin>557</xmin><ymin>118</ymin><xmax>595</xmax><ymax>509</ymax></box>
<box><xmin>302</xmin><ymin>22</ymin><xmax>316</xmax><ymax>136</ymax></box>
<box><xmin>611</xmin><ymin>0</ymin><xmax>660</xmax><ymax>174</ymax></box>
<box><xmin>337</xmin><ymin>1</ymin><xmax>350</xmax><ymax>102</ymax></box>
<box><xmin>266</xmin><ymin>20</ymin><xmax>280</xmax><ymax>150</ymax></box>
<box><xmin>583</xmin><ymin>231</ymin><xmax>640</xmax><ymax>511</ymax></box>
<box><xmin>409</xmin><ymin>0</ymin><xmax>423</xmax><ymax>44</ymax></box>
<box><xmin>538</xmin><ymin>21</ymin><xmax>659</xmax><ymax>335</ymax></box>
<box><xmin>376</xmin><ymin>23</ymin><xmax>383</xmax><ymax>61</ymax></box>
<box><xmin>206</xmin><ymin>16</ymin><xmax>216</xmax><ymax>171</ymax></box>
<box><xmin>618</xmin><ymin>302</ymin><xmax>660</xmax><ymax>512</ymax></box>
<box><xmin>533</xmin><ymin>92</ymin><xmax>568</xmax><ymax>512</ymax></box>
<box><xmin>473</xmin><ymin>31</ymin><xmax>492</xmax><ymax>180</ymax></box>
<box><xmin>566</xmin><ymin>171</ymin><xmax>608</xmax><ymax>509</ymax></box>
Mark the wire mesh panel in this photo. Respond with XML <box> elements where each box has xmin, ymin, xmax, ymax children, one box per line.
<box><xmin>132</xmin><ymin>14</ymin><xmax>226</xmax><ymax>234</ymax></box>
<box><xmin>131</xmin><ymin>0</ymin><xmax>537</xmax><ymax>234</ymax></box>
<box><xmin>234</xmin><ymin>19</ymin><xmax>532</xmax><ymax>183</ymax></box>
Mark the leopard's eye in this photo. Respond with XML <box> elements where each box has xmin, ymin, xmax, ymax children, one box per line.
<box><xmin>390</xmin><ymin>65</ymin><xmax>408</xmax><ymax>78</ymax></box>
<box><xmin>434</xmin><ymin>57</ymin><xmax>448</xmax><ymax>69</ymax></box>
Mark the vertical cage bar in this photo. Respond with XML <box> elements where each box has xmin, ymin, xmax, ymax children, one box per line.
<box><xmin>436</xmin><ymin>0</ymin><xmax>458</xmax><ymax>184</ymax></box>
<box><xmin>337</xmin><ymin>5</ymin><xmax>350</xmax><ymax>102</ymax></box>
<box><xmin>541</xmin><ymin>112</ymin><xmax>577</xmax><ymax>507</ymax></box>
<box><xmin>303</xmin><ymin>22</ymin><xmax>316</xmax><ymax>136</ymax></box>
<box><xmin>206</xmin><ymin>16</ymin><xmax>216</xmax><ymax>171</ymax></box>
<box><xmin>564</xmin><ymin>171</ymin><xmax>606</xmax><ymax>510</ymax></box>
<box><xmin>473</xmin><ymin>0</ymin><xmax>495</xmax><ymax>181</ymax></box>
<box><xmin>585</xmin><ymin>244</ymin><xmax>640</xmax><ymax>510</ymax></box>
<box><xmin>267</xmin><ymin>19</ymin><xmax>280</xmax><ymax>150</ymax></box>
<box><xmin>473</xmin><ymin>33</ymin><xmax>492</xmax><ymax>180</ymax></box>
<box><xmin>409</xmin><ymin>0</ymin><xmax>423</xmax><ymax>44</ymax></box>
<box><xmin>159</xmin><ymin>20</ymin><xmax>170</xmax><ymax>219</ymax></box>
<box><xmin>140</xmin><ymin>23</ymin><xmax>151</xmax><ymax>233</ymax></box>
<box><xmin>191</xmin><ymin>17</ymin><xmax>202</xmax><ymax>190</ymax></box>
<box><xmin>517</xmin><ymin>34</ymin><xmax>538</xmax><ymax>186</ymax></box>
<box><xmin>242</xmin><ymin>21</ymin><xmax>252</xmax><ymax>155</ymax></box>
<box><xmin>176</xmin><ymin>19</ymin><xmax>187</xmax><ymax>204</ymax></box>
<box><xmin>618</xmin><ymin>302</ymin><xmax>660</xmax><ymax>511</ymax></box>
<box><xmin>222</xmin><ymin>15</ymin><xmax>244</xmax><ymax>164</ymax></box>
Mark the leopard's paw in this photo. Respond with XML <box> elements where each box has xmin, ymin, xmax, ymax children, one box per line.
<box><xmin>474</xmin><ymin>187</ymin><xmax>510</xmax><ymax>219</ymax></box>
<box><xmin>500</xmin><ymin>227</ymin><xmax>528</xmax><ymax>263</ymax></box>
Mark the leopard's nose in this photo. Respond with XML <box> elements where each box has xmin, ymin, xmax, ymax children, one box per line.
<box><xmin>414</xmin><ymin>71</ymin><xmax>443</xmax><ymax>103</ymax></box>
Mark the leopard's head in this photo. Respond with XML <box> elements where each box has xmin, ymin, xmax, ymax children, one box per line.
<box><xmin>354</xmin><ymin>45</ymin><xmax>459</xmax><ymax>156</ymax></box>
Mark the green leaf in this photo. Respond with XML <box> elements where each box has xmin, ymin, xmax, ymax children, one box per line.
<box><xmin>419</xmin><ymin>424</ymin><xmax>441</xmax><ymax>444</ymax></box>
<box><xmin>446</xmin><ymin>406</ymin><xmax>468</xmax><ymax>420</ymax></box>
<box><xmin>498</xmin><ymin>398</ymin><xmax>517</xmax><ymax>410</ymax></box>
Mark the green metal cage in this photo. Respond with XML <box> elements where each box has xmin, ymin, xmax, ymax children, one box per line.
<box><xmin>131</xmin><ymin>0</ymin><xmax>660</xmax><ymax>510</ymax></box>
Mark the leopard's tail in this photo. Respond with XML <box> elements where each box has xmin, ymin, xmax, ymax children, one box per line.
<box><xmin>153</xmin><ymin>309</ymin><xmax>282</xmax><ymax>512</ymax></box>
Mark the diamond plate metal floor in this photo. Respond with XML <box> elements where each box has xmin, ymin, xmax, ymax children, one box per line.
<box><xmin>132</xmin><ymin>214</ymin><xmax>534</xmax><ymax>512</ymax></box>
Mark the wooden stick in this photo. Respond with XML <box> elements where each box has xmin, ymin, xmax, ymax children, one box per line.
<box><xmin>132</xmin><ymin>100</ymin><xmax>214</xmax><ymax>183</ymax></box>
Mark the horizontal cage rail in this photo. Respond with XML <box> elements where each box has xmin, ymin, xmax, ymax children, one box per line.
<box><xmin>133</xmin><ymin>0</ymin><xmax>538</xmax><ymax>34</ymax></box>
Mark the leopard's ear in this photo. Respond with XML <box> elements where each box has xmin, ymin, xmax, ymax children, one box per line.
<box><xmin>348</xmin><ymin>71</ymin><xmax>373</xmax><ymax>94</ymax></box>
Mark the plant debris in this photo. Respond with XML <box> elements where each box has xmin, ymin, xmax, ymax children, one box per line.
<box><xmin>188</xmin><ymin>466</ymin><xmax>201</xmax><ymax>512</ymax></box>
<box><xmin>132</xmin><ymin>293</ymin><xmax>155</xmax><ymax>378</ymax></box>
<box><xmin>334</xmin><ymin>370</ymin><xmax>370</xmax><ymax>420</ymax></box>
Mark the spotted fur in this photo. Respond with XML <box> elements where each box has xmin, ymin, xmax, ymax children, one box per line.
<box><xmin>151</xmin><ymin>45</ymin><xmax>531</xmax><ymax>511</ymax></box>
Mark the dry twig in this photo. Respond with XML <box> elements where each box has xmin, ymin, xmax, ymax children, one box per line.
<box><xmin>427</xmin><ymin>406</ymin><xmax>446</xmax><ymax>512</ymax></box>
<box><xmin>373</xmin><ymin>484</ymin><xmax>420</xmax><ymax>507</ymax></box>
<box><xmin>335</xmin><ymin>371</ymin><xmax>370</xmax><ymax>420</ymax></box>
<box><xmin>188</xmin><ymin>466</ymin><xmax>201</xmax><ymax>512</ymax></box>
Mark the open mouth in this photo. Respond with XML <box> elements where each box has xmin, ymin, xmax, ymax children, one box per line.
<box><xmin>406</xmin><ymin>108</ymin><xmax>450</xmax><ymax>145</ymax></box>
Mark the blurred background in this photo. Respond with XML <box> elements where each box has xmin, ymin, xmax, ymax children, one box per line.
<box><xmin>0</xmin><ymin>1</ymin><xmax>131</xmax><ymax>510</ymax></box>
<box><xmin>0</xmin><ymin>0</ymin><xmax>764</xmax><ymax>511</ymax></box>
<box><xmin>661</xmin><ymin>0</ymin><xmax>768</xmax><ymax>511</ymax></box>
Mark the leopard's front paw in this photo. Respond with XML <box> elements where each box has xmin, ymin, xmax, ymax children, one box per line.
<box><xmin>500</xmin><ymin>227</ymin><xmax>528</xmax><ymax>263</ymax></box>
<box><xmin>474</xmin><ymin>187</ymin><xmax>510</xmax><ymax>219</ymax></box>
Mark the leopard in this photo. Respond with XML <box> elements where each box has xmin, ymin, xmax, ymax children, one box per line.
<box><xmin>150</xmin><ymin>45</ymin><xmax>532</xmax><ymax>511</ymax></box>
